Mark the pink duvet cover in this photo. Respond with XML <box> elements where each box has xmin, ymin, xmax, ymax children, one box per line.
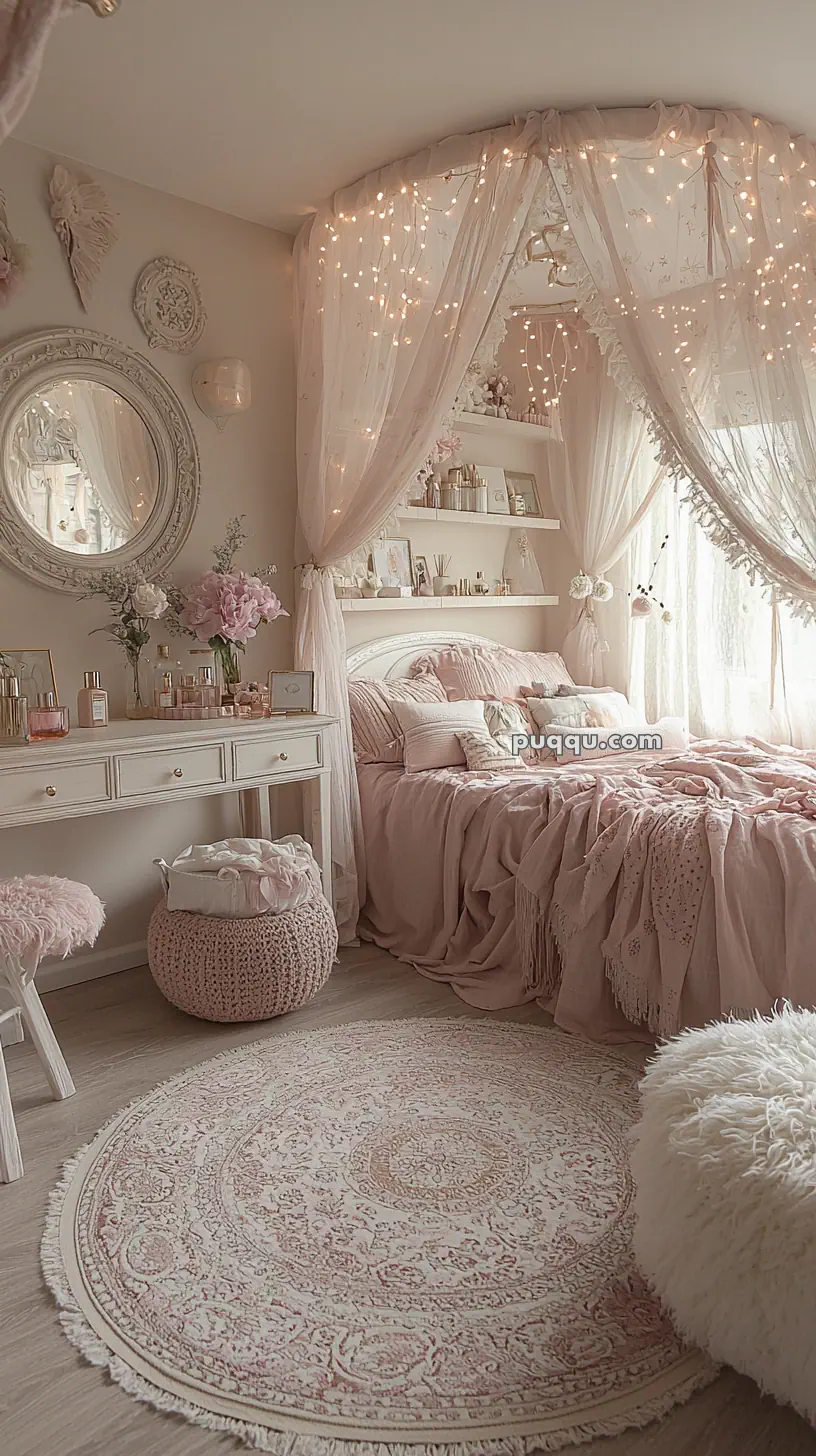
<box><xmin>357</xmin><ymin>741</ymin><xmax>816</xmax><ymax>1042</ymax></box>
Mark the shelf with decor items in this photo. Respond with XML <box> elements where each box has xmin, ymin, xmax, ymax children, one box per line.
<box><xmin>400</xmin><ymin>505</ymin><xmax>559</xmax><ymax>531</ymax></box>
<box><xmin>339</xmin><ymin>595</ymin><xmax>559</xmax><ymax>613</ymax></box>
<box><xmin>453</xmin><ymin>412</ymin><xmax>556</xmax><ymax>442</ymax></box>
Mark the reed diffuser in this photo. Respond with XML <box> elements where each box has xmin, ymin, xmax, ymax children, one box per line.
<box><xmin>432</xmin><ymin>554</ymin><xmax>452</xmax><ymax>596</ymax></box>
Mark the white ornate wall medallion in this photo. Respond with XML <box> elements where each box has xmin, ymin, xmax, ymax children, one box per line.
<box><xmin>133</xmin><ymin>257</ymin><xmax>206</xmax><ymax>353</ymax></box>
<box><xmin>49</xmin><ymin>164</ymin><xmax>118</xmax><ymax>310</ymax></box>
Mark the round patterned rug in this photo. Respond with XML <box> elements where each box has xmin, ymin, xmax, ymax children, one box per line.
<box><xmin>43</xmin><ymin>1019</ymin><xmax>715</xmax><ymax>1453</ymax></box>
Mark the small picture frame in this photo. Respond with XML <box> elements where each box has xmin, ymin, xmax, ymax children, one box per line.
<box><xmin>413</xmin><ymin>553</ymin><xmax>430</xmax><ymax>592</ymax></box>
<box><xmin>0</xmin><ymin>648</ymin><xmax>57</xmax><ymax>703</ymax></box>
<box><xmin>267</xmin><ymin>670</ymin><xmax>315</xmax><ymax>715</ymax></box>
<box><xmin>504</xmin><ymin>470</ymin><xmax>541</xmax><ymax>517</ymax></box>
<box><xmin>371</xmin><ymin>537</ymin><xmax>414</xmax><ymax>590</ymax></box>
<box><xmin>475</xmin><ymin>464</ymin><xmax>510</xmax><ymax>514</ymax></box>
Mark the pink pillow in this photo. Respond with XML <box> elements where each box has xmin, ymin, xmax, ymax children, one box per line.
<box><xmin>348</xmin><ymin>676</ymin><xmax>446</xmax><ymax>763</ymax></box>
<box><xmin>410</xmin><ymin>644</ymin><xmax>573</xmax><ymax>702</ymax></box>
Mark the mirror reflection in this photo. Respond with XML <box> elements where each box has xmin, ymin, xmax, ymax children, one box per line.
<box><xmin>8</xmin><ymin>378</ymin><xmax>159</xmax><ymax>556</ymax></box>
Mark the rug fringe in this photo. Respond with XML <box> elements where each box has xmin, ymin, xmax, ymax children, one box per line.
<box><xmin>40</xmin><ymin>1021</ymin><xmax>717</xmax><ymax>1455</ymax></box>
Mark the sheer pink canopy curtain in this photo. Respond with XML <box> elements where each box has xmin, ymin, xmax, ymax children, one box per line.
<box><xmin>545</xmin><ymin>316</ymin><xmax>664</xmax><ymax>682</ymax></box>
<box><xmin>546</xmin><ymin>104</ymin><xmax>816</xmax><ymax>622</ymax></box>
<box><xmin>294</xmin><ymin>126</ymin><xmax>543</xmax><ymax>937</ymax></box>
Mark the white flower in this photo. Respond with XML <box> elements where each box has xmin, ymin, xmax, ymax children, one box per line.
<box><xmin>569</xmin><ymin>572</ymin><xmax>594</xmax><ymax>600</ymax></box>
<box><xmin>631</xmin><ymin>594</ymin><xmax>653</xmax><ymax>618</ymax></box>
<box><xmin>661</xmin><ymin>608</ymin><xmax>674</xmax><ymax>624</ymax></box>
<box><xmin>591</xmin><ymin>577</ymin><xmax>614</xmax><ymax>602</ymax></box>
<box><xmin>132</xmin><ymin>581</ymin><xmax>168</xmax><ymax>619</ymax></box>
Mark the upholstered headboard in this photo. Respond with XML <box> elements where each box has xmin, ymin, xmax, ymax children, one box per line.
<box><xmin>346</xmin><ymin>630</ymin><xmax>502</xmax><ymax>680</ymax></box>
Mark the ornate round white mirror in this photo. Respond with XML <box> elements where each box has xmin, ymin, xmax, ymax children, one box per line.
<box><xmin>0</xmin><ymin>329</ymin><xmax>199</xmax><ymax>592</ymax></box>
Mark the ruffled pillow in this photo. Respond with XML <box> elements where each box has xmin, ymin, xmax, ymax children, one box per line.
<box><xmin>410</xmin><ymin>643</ymin><xmax>573</xmax><ymax>701</ymax></box>
<box><xmin>348</xmin><ymin>676</ymin><xmax>446</xmax><ymax>763</ymax></box>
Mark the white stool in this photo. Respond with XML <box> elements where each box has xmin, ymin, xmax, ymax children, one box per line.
<box><xmin>0</xmin><ymin>875</ymin><xmax>104</xmax><ymax>1183</ymax></box>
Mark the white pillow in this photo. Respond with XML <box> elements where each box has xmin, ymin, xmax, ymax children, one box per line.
<box><xmin>392</xmin><ymin>699</ymin><xmax>487</xmax><ymax>771</ymax></box>
<box><xmin>527</xmin><ymin>690</ymin><xmax>640</xmax><ymax>733</ymax></box>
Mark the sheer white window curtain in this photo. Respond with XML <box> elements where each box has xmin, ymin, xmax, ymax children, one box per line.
<box><xmin>544</xmin><ymin>316</ymin><xmax>664</xmax><ymax>682</ymax></box>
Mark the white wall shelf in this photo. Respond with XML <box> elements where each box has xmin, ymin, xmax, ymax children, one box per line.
<box><xmin>399</xmin><ymin>505</ymin><xmax>559</xmax><ymax>531</ymax></box>
<box><xmin>454</xmin><ymin>412</ymin><xmax>556</xmax><ymax>442</ymax></box>
<box><xmin>339</xmin><ymin>595</ymin><xmax>559</xmax><ymax>613</ymax></box>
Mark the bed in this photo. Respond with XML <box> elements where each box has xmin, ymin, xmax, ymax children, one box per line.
<box><xmin>348</xmin><ymin>630</ymin><xmax>816</xmax><ymax>1043</ymax></box>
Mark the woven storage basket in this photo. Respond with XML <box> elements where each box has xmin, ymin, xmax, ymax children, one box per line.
<box><xmin>147</xmin><ymin>892</ymin><xmax>338</xmax><ymax>1022</ymax></box>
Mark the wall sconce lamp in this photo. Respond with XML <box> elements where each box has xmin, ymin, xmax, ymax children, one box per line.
<box><xmin>191</xmin><ymin>358</ymin><xmax>252</xmax><ymax>432</ymax></box>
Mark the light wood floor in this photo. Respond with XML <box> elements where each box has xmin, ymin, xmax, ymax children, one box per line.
<box><xmin>2</xmin><ymin>947</ymin><xmax>814</xmax><ymax>1456</ymax></box>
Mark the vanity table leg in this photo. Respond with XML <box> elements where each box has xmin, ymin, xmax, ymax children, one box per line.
<box><xmin>3</xmin><ymin>964</ymin><xmax>75</xmax><ymax>1101</ymax></box>
<box><xmin>303</xmin><ymin>772</ymin><xmax>332</xmax><ymax>904</ymax></box>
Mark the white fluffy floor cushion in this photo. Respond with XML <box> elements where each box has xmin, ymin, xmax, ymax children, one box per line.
<box><xmin>631</xmin><ymin>1006</ymin><xmax>816</xmax><ymax>1424</ymax></box>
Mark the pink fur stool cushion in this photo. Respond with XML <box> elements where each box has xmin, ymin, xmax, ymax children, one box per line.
<box><xmin>0</xmin><ymin>875</ymin><xmax>104</xmax><ymax>967</ymax></box>
<box><xmin>147</xmin><ymin>892</ymin><xmax>338</xmax><ymax>1022</ymax></box>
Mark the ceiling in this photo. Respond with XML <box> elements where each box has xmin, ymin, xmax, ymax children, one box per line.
<box><xmin>17</xmin><ymin>0</ymin><xmax>816</xmax><ymax>234</ymax></box>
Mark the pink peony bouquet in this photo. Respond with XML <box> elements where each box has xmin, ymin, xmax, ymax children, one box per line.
<box><xmin>180</xmin><ymin>570</ymin><xmax>285</xmax><ymax>645</ymax></box>
<box><xmin>171</xmin><ymin>517</ymin><xmax>288</xmax><ymax>701</ymax></box>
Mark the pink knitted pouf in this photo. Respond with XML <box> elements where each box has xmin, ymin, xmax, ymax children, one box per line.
<box><xmin>147</xmin><ymin>894</ymin><xmax>338</xmax><ymax>1022</ymax></box>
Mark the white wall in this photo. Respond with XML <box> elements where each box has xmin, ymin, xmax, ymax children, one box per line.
<box><xmin>0</xmin><ymin>140</ymin><xmax>296</xmax><ymax>984</ymax></box>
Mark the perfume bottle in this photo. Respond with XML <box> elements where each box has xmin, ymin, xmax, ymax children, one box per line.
<box><xmin>77</xmin><ymin>670</ymin><xmax>108</xmax><ymax>727</ymax></box>
<box><xmin>197</xmin><ymin>665</ymin><xmax>219</xmax><ymax>709</ymax></box>
<box><xmin>28</xmin><ymin>691</ymin><xmax>70</xmax><ymax>739</ymax></box>
<box><xmin>472</xmin><ymin>571</ymin><xmax>490</xmax><ymax>596</ymax></box>
<box><xmin>153</xmin><ymin>644</ymin><xmax>175</xmax><ymax>712</ymax></box>
<box><xmin>0</xmin><ymin>676</ymin><xmax>28</xmax><ymax>741</ymax></box>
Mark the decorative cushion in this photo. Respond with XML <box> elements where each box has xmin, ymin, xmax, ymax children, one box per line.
<box><xmin>410</xmin><ymin>644</ymin><xmax>573</xmax><ymax>702</ymax></box>
<box><xmin>391</xmin><ymin>699</ymin><xmax>487</xmax><ymax>771</ymax></box>
<box><xmin>0</xmin><ymin>874</ymin><xmax>104</xmax><ymax>969</ymax></box>
<box><xmin>527</xmin><ymin>690</ymin><xmax>640</xmax><ymax>732</ymax></box>
<box><xmin>147</xmin><ymin>892</ymin><xmax>338</xmax><ymax>1022</ymax></box>
<box><xmin>482</xmin><ymin>698</ymin><xmax>537</xmax><ymax>764</ymax></box>
<box><xmin>457</xmin><ymin>729</ymin><xmax>525</xmax><ymax>771</ymax></box>
<box><xmin>348</xmin><ymin>675</ymin><xmax>446</xmax><ymax>763</ymax></box>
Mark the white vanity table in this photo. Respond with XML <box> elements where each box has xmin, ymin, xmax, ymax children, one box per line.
<box><xmin>0</xmin><ymin>715</ymin><xmax>334</xmax><ymax>901</ymax></box>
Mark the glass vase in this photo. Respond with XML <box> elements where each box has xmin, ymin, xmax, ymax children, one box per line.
<box><xmin>212</xmin><ymin>640</ymin><xmax>241</xmax><ymax>708</ymax></box>
<box><xmin>125</xmin><ymin>654</ymin><xmax>153</xmax><ymax>719</ymax></box>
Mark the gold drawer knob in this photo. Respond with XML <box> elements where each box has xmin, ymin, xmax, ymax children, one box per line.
<box><xmin>45</xmin><ymin>785</ymin><xmax>57</xmax><ymax>797</ymax></box>
<box><xmin>278</xmin><ymin>752</ymin><xmax>289</xmax><ymax>762</ymax></box>
<box><xmin>173</xmin><ymin>767</ymin><xmax>183</xmax><ymax>778</ymax></box>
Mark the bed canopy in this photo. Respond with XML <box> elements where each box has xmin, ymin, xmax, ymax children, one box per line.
<box><xmin>294</xmin><ymin>102</ymin><xmax>816</xmax><ymax>936</ymax></box>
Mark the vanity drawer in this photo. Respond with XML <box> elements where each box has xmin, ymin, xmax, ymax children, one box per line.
<box><xmin>233</xmin><ymin>733</ymin><xmax>321</xmax><ymax>782</ymax></box>
<box><xmin>116</xmin><ymin>744</ymin><xmax>226</xmax><ymax>798</ymax></box>
<box><xmin>0</xmin><ymin>758</ymin><xmax>110</xmax><ymax>816</ymax></box>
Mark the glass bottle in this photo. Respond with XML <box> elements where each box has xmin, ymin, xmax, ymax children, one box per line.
<box><xmin>28</xmin><ymin>691</ymin><xmax>70</xmax><ymax>739</ymax></box>
<box><xmin>78</xmin><ymin>670</ymin><xmax>109</xmax><ymax>727</ymax></box>
<box><xmin>153</xmin><ymin>643</ymin><xmax>175</xmax><ymax>714</ymax></box>
<box><xmin>0</xmin><ymin>675</ymin><xmax>28</xmax><ymax>741</ymax></box>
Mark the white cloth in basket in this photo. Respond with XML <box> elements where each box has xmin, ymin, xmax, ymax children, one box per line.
<box><xmin>156</xmin><ymin>836</ymin><xmax>322</xmax><ymax>918</ymax></box>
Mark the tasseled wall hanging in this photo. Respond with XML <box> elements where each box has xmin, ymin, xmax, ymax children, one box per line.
<box><xmin>49</xmin><ymin>163</ymin><xmax>117</xmax><ymax>310</ymax></box>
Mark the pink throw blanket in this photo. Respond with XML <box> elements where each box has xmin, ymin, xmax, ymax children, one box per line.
<box><xmin>516</xmin><ymin>740</ymin><xmax>816</xmax><ymax>1038</ymax></box>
